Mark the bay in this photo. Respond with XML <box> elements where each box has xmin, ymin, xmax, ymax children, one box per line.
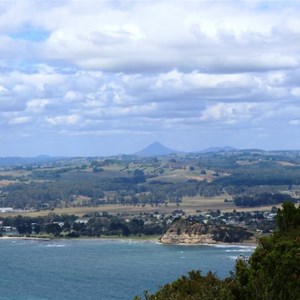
<box><xmin>0</xmin><ymin>239</ymin><xmax>255</xmax><ymax>300</ymax></box>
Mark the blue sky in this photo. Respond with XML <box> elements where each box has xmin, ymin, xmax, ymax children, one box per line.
<box><xmin>0</xmin><ymin>0</ymin><xmax>300</xmax><ymax>156</ymax></box>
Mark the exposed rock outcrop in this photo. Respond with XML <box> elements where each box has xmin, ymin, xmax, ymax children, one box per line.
<box><xmin>160</xmin><ymin>219</ymin><xmax>216</xmax><ymax>244</ymax></box>
<box><xmin>160</xmin><ymin>232</ymin><xmax>216</xmax><ymax>244</ymax></box>
<box><xmin>160</xmin><ymin>219</ymin><xmax>253</xmax><ymax>244</ymax></box>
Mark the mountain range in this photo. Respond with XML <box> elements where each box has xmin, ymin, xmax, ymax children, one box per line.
<box><xmin>0</xmin><ymin>155</ymin><xmax>64</xmax><ymax>166</ymax></box>
<box><xmin>135</xmin><ymin>142</ymin><xmax>237</xmax><ymax>156</ymax></box>
<box><xmin>0</xmin><ymin>144</ymin><xmax>243</xmax><ymax>163</ymax></box>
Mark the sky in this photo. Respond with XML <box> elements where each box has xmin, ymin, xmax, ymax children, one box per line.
<box><xmin>0</xmin><ymin>0</ymin><xmax>300</xmax><ymax>156</ymax></box>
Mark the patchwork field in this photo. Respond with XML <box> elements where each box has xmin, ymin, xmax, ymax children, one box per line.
<box><xmin>0</xmin><ymin>197</ymin><xmax>287</xmax><ymax>218</ymax></box>
<box><xmin>0</xmin><ymin>150</ymin><xmax>300</xmax><ymax>218</ymax></box>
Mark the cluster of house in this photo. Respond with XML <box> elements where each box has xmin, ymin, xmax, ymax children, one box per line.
<box><xmin>0</xmin><ymin>207</ymin><xmax>27</xmax><ymax>213</ymax></box>
<box><xmin>0</xmin><ymin>221</ymin><xmax>16</xmax><ymax>233</ymax></box>
<box><xmin>0</xmin><ymin>206</ymin><xmax>278</xmax><ymax>237</ymax></box>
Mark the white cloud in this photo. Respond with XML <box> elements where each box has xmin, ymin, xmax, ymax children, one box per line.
<box><xmin>46</xmin><ymin>114</ymin><xmax>80</xmax><ymax>126</ymax></box>
<box><xmin>291</xmin><ymin>88</ymin><xmax>300</xmax><ymax>97</ymax></box>
<box><xmin>0</xmin><ymin>85</ymin><xmax>7</xmax><ymax>93</ymax></box>
<box><xmin>64</xmin><ymin>90</ymin><xmax>82</xmax><ymax>102</ymax></box>
<box><xmin>8</xmin><ymin>116</ymin><xmax>32</xmax><ymax>125</ymax></box>
<box><xmin>0</xmin><ymin>0</ymin><xmax>300</xmax><ymax>155</ymax></box>
<box><xmin>200</xmin><ymin>102</ymin><xmax>257</xmax><ymax>124</ymax></box>
<box><xmin>0</xmin><ymin>0</ymin><xmax>298</xmax><ymax>73</ymax></box>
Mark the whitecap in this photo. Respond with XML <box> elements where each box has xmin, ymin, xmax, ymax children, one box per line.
<box><xmin>229</xmin><ymin>255</ymin><xmax>238</xmax><ymax>260</ymax></box>
<box><xmin>44</xmin><ymin>244</ymin><xmax>66</xmax><ymax>248</ymax></box>
<box><xmin>209</xmin><ymin>244</ymin><xmax>256</xmax><ymax>250</ymax></box>
<box><xmin>225</xmin><ymin>248</ymin><xmax>254</xmax><ymax>253</ymax></box>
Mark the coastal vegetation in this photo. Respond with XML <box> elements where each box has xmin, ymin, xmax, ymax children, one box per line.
<box><xmin>135</xmin><ymin>202</ymin><xmax>300</xmax><ymax>300</ymax></box>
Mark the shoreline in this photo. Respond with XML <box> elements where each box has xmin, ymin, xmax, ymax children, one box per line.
<box><xmin>158</xmin><ymin>238</ymin><xmax>257</xmax><ymax>247</ymax></box>
<box><xmin>0</xmin><ymin>234</ymin><xmax>257</xmax><ymax>247</ymax></box>
<box><xmin>0</xmin><ymin>234</ymin><xmax>160</xmax><ymax>242</ymax></box>
<box><xmin>0</xmin><ymin>236</ymin><xmax>51</xmax><ymax>241</ymax></box>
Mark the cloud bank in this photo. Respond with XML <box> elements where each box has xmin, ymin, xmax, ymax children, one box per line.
<box><xmin>0</xmin><ymin>0</ymin><xmax>300</xmax><ymax>155</ymax></box>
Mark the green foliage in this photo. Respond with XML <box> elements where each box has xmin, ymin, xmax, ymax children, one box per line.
<box><xmin>234</xmin><ymin>193</ymin><xmax>296</xmax><ymax>207</ymax></box>
<box><xmin>216</xmin><ymin>164</ymin><xmax>300</xmax><ymax>187</ymax></box>
<box><xmin>1</xmin><ymin>213</ymin><xmax>164</xmax><ymax>238</ymax></box>
<box><xmin>136</xmin><ymin>271</ymin><xmax>233</xmax><ymax>300</ymax></box>
<box><xmin>138</xmin><ymin>202</ymin><xmax>300</xmax><ymax>300</ymax></box>
<box><xmin>213</xmin><ymin>225</ymin><xmax>253</xmax><ymax>243</ymax></box>
<box><xmin>231</xmin><ymin>203</ymin><xmax>300</xmax><ymax>299</ymax></box>
<box><xmin>276</xmin><ymin>201</ymin><xmax>300</xmax><ymax>234</ymax></box>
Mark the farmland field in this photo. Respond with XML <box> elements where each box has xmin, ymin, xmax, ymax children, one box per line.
<box><xmin>0</xmin><ymin>150</ymin><xmax>299</xmax><ymax>216</ymax></box>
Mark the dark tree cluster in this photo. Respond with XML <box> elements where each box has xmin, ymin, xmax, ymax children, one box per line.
<box><xmin>234</xmin><ymin>193</ymin><xmax>297</xmax><ymax>207</ymax></box>
<box><xmin>0</xmin><ymin>213</ymin><xmax>164</xmax><ymax>238</ymax></box>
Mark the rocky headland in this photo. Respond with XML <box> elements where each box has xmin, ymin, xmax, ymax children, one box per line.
<box><xmin>160</xmin><ymin>219</ymin><xmax>253</xmax><ymax>245</ymax></box>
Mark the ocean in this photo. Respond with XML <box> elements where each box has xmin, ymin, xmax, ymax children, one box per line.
<box><xmin>0</xmin><ymin>238</ymin><xmax>255</xmax><ymax>300</ymax></box>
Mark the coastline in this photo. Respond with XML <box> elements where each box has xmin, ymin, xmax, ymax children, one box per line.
<box><xmin>0</xmin><ymin>235</ymin><xmax>51</xmax><ymax>241</ymax></box>
<box><xmin>158</xmin><ymin>238</ymin><xmax>257</xmax><ymax>247</ymax></box>
<box><xmin>159</xmin><ymin>231</ymin><xmax>258</xmax><ymax>246</ymax></box>
<box><xmin>0</xmin><ymin>234</ymin><xmax>257</xmax><ymax>247</ymax></box>
<box><xmin>0</xmin><ymin>234</ymin><xmax>160</xmax><ymax>242</ymax></box>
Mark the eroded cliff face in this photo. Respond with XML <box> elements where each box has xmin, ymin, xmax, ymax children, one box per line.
<box><xmin>160</xmin><ymin>219</ymin><xmax>216</xmax><ymax>244</ymax></box>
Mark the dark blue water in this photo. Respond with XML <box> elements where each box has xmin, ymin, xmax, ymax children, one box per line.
<box><xmin>0</xmin><ymin>239</ymin><xmax>255</xmax><ymax>300</ymax></box>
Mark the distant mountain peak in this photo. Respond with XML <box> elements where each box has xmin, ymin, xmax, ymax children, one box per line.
<box><xmin>150</xmin><ymin>141</ymin><xmax>165</xmax><ymax>148</ymax></box>
<box><xmin>135</xmin><ymin>142</ymin><xmax>178</xmax><ymax>156</ymax></box>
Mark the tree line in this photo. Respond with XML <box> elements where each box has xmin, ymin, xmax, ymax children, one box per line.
<box><xmin>233</xmin><ymin>192</ymin><xmax>297</xmax><ymax>207</ymax></box>
<box><xmin>0</xmin><ymin>213</ymin><xmax>164</xmax><ymax>237</ymax></box>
